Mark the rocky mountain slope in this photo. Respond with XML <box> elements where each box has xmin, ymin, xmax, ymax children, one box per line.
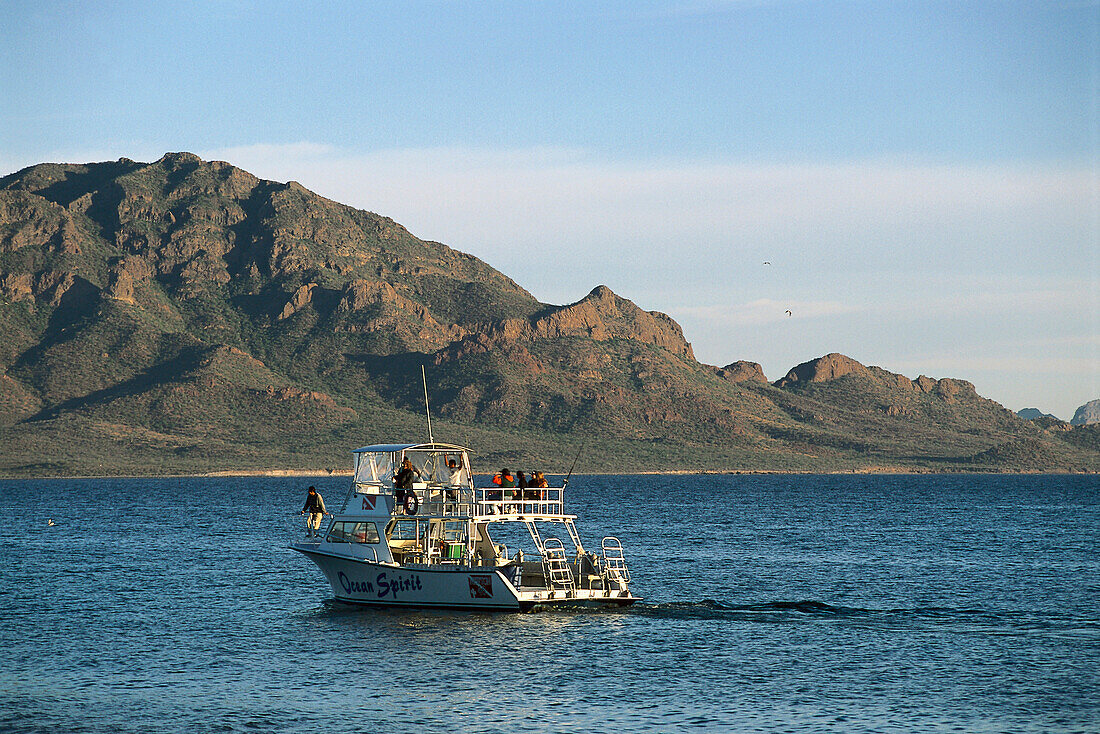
<box><xmin>1071</xmin><ymin>400</ymin><xmax>1100</xmax><ymax>426</ymax></box>
<box><xmin>1</xmin><ymin>153</ymin><xmax>1095</xmax><ymax>475</ymax></box>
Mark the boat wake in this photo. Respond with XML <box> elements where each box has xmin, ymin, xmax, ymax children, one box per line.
<box><xmin>627</xmin><ymin>600</ymin><xmax>1100</xmax><ymax>633</ymax></box>
<box><xmin>630</xmin><ymin>599</ymin><xmax>871</xmax><ymax>621</ymax></box>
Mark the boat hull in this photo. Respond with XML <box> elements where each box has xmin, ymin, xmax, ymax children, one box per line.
<box><xmin>292</xmin><ymin>544</ymin><xmax>639</xmax><ymax>612</ymax></box>
<box><xmin>294</xmin><ymin>544</ymin><xmax>522</xmax><ymax>610</ymax></box>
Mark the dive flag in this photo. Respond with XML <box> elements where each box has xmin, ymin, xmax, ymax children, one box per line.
<box><xmin>469</xmin><ymin>575</ymin><xmax>493</xmax><ymax>599</ymax></box>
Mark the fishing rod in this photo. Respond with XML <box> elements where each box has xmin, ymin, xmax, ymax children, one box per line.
<box><xmin>563</xmin><ymin>440</ymin><xmax>585</xmax><ymax>490</ymax></box>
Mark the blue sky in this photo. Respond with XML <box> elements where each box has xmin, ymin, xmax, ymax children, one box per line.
<box><xmin>2</xmin><ymin>0</ymin><xmax>1097</xmax><ymax>419</ymax></box>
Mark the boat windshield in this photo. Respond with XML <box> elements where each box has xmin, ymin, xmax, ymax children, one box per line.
<box><xmin>326</xmin><ymin>521</ymin><xmax>381</xmax><ymax>544</ymax></box>
<box><xmin>354</xmin><ymin>452</ymin><xmax>397</xmax><ymax>485</ymax></box>
<box><xmin>353</xmin><ymin>444</ymin><xmax>472</xmax><ymax>490</ymax></box>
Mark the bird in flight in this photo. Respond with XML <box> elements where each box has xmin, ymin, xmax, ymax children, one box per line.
<box><xmin>763</xmin><ymin>261</ymin><xmax>771</xmax><ymax>265</ymax></box>
<box><xmin>785</xmin><ymin>310</ymin><xmax>792</xmax><ymax>317</ymax></box>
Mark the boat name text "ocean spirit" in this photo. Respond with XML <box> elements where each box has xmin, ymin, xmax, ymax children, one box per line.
<box><xmin>338</xmin><ymin>571</ymin><xmax>422</xmax><ymax>599</ymax></box>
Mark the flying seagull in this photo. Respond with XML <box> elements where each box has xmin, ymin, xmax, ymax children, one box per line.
<box><xmin>785</xmin><ymin>310</ymin><xmax>792</xmax><ymax>317</ymax></box>
<box><xmin>763</xmin><ymin>261</ymin><xmax>771</xmax><ymax>265</ymax></box>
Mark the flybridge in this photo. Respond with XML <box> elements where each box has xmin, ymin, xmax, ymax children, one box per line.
<box><xmin>344</xmin><ymin>442</ymin><xmax>565</xmax><ymax>518</ymax></box>
<box><xmin>291</xmin><ymin>442</ymin><xmax>638</xmax><ymax>611</ymax></box>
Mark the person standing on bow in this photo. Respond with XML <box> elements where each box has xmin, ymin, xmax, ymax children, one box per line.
<box><xmin>300</xmin><ymin>485</ymin><xmax>328</xmax><ymax>538</ymax></box>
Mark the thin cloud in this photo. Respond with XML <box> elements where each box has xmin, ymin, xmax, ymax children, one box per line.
<box><xmin>200</xmin><ymin>143</ymin><xmax>1095</xmax><ymax>261</ymax></box>
<box><xmin>892</xmin><ymin>355</ymin><xmax>1100</xmax><ymax>379</ymax></box>
<box><xmin>847</xmin><ymin>281</ymin><xmax>1091</xmax><ymax>321</ymax></box>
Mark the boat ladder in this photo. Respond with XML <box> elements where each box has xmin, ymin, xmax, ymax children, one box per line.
<box><xmin>525</xmin><ymin>518</ymin><xmax>584</xmax><ymax>554</ymax></box>
<box><xmin>564</xmin><ymin>519</ymin><xmax>585</xmax><ymax>554</ymax></box>
<box><xmin>524</xmin><ymin>519</ymin><xmax>546</xmax><ymax>555</ymax></box>
<box><xmin>541</xmin><ymin>537</ymin><xmax>575</xmax><ymax>592</ymax></box>
<box><xmin>601</xmin><ymin>536</ymin><xmax>630</xmax><ymax>584</ymax></box>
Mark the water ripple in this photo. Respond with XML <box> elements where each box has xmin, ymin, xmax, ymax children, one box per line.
<box><xmin>0</xmin><ymin>474</ymin><xmax>1097</xmax><ymax>733</ymax></box>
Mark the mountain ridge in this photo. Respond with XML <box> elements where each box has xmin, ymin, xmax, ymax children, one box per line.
<box><xmin>1</xmin><ymin>153</ymin><xmax>1096</xmax><ymax>476</ymax></box>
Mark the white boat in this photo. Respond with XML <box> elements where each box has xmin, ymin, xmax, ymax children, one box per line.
<box><xmin>291</xmin><ymin>442</ymin><xmax>639</xmax><ymax>611</ymax></box>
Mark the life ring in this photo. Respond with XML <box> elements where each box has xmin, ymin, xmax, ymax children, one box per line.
<box><xmin>403</xmin><ymin>491</ymin><xmax>419</xmax><ymax>515</ymax></box>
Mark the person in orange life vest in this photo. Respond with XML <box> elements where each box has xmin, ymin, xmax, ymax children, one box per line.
<box><xmin>492</xmin><ymin>467</ymin><xmax>516</xmax><ymax>508</ymax></box>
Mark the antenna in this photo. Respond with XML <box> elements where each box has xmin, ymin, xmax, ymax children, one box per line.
<box><xmin>421</xmin><ymin>365</ymin><xmax>435</xmax><ymax>445</ymax></box>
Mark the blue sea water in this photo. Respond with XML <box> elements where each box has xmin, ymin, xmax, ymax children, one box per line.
<box><xmin>1</xmin><ymin>473</ymin><xmax>1097</xmax><ymax>733</ymax></box>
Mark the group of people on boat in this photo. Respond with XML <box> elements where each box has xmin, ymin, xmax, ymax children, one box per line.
<box><xmin>298</xmin><ymin>463</ymin><xmax>555</xmax><ymax>537</ymax></box>
<box><xmin>492</xmin><ymin>467</ymin><xmax>549</xmax><ymax>499</ymax></box>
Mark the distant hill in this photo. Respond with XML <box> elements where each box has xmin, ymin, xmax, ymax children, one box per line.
<box><xmin>1017</xmin><ymin>408</ymin><xmax>1057</xmax><ymax>421</ymax></box>
<box><xmin>1</xmin><ymin>153</ymin><xmax>1096</xmax><ymax>476</ymax></box>
<box><xmin>1071</xmin><ymin>400</ymin><xmax>1100</xmax><ymax>426</ymax></box>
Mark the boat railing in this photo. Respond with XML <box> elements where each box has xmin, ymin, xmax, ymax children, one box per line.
<box><xmin>349</xmin><ymin>482</ymin><xmax>480</xmax><ymax>517</ymax></box>
<box><xmin>474</xmin><ymin>486</ymin><xmax>565</xmax><ymax>516</ymax></box>
<box><xmin>408</xmin><ymin>486</ymin><xmax>478</xmax><ymax>517</ymax></box>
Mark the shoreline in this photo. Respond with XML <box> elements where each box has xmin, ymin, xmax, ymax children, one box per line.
<box><xmin>0</xmin><ymin>467</ymin><xmax>1093</xmax><ymax>480</ymax></box>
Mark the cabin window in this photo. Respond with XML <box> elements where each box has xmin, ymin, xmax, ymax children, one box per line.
<box><xmin>439</xmin><ymin>520</ymin><xmax>466</xmax><ymax>543</ymax></box>
<box><xmin>387</xmin><ymin>519</ymin><xmax>421</xmax><ymax>541</ymax></box>
<box><xmin>326</xmin><ymin>521</ymin><xmax>380</xmax><ymax>544</ymax></box>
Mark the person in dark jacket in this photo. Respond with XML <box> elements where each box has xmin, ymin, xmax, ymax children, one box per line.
<box><xmin>300</xmin><ymin>486</ymin><xmax>328</xmax><ymax>538</ymax></box>
<box><xmin>393</xmin><ymin>457</ymin><xmax>423</xmax><ymax>505</ymax></box>
<box><xmin>530</xmin><ymin>471</ymin><xmax>550</xmax><ymax>501</ymax></box>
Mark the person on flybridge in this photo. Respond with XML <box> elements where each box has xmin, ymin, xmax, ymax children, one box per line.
<box><xmin>446</xmin><ymin>457</ymin><xmax>466</xmax><ymax>486</ymax></box>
